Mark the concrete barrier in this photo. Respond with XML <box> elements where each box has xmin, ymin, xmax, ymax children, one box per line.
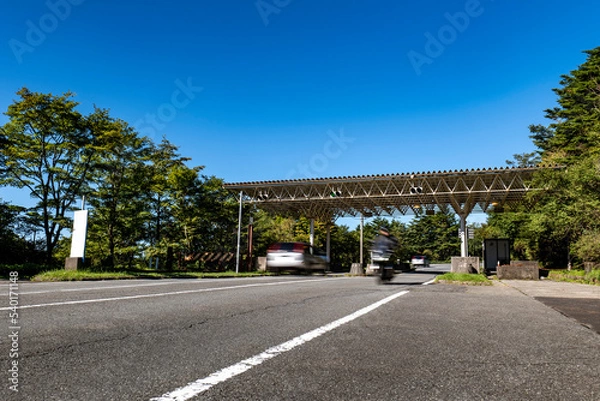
<box><xmin>349</xmin><ymin>263</ymin><xmax>365</xmax><ymax>275</ymax></box>
<box><xmin>584</xmin><ymin>262</ymin><xmax>600</xmax><ymax>274</ymax></box>
<box><xmin>451</xmin><ymin>257</ymin><xmax>480</xmax><ymax>274</ymax></box>
<box><xmin>498</xmin><ymin>261</ymin><xmax>540</xmax><ymax>280</ymax></box>
<box><xmin>255</xmin><ymin>256</ymin><xmax>267</xmax><ymax>271</ymax></box>
<box><xmin>64</xmin><ymin>257</ymin><xmax>82</xmax><ymax>270</ymax></box>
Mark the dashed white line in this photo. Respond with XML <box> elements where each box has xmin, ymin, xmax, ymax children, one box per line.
<box><xmin>149</xmin><ymin>289</ymin><xmax>410</xmax><ymax>401</ymax></box>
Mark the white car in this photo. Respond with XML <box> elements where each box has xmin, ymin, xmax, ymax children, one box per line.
<box><xmin>266</xmin><ymin>242</ymin><xmax>329</xmax><ymax>273</ymax></box>
<box><xmin>411</xmin><ymin>255</ymin><xmax>430</xmax><ymax>267</ymax></box>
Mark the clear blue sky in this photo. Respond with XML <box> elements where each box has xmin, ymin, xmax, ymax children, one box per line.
<box><xmin>1</xmin><ymin>0</ymin><xmax>600</xmax><ymax>224</ymax></box>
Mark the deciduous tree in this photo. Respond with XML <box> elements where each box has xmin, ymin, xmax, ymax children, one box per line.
<box><xmin>0</xmin><ymin>88</ymin><xmax>96</xmax><ymax>263</ymax></box>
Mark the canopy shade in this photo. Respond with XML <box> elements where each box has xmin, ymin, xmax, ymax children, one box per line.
<box><xmin>223</xmin><ymin>166</ymin><xmax>560</xmax><ymax>221</ymax></box>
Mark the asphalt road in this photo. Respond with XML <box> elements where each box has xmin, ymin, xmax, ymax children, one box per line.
<box><xmin>1</xmin><ymin>268</ymin><xmax>599</xmax><ymax>401</ymax></box>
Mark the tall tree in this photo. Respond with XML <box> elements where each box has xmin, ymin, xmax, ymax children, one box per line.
<box><xmin>85</xmin><ymin>110</ymin><xmax>152</xmax><ymax>268</ymax></box>
<box><xmin>529</xmin><ymin>47</ymin><xmax>600</xmax><ymax>163</ymax></box>
<box><xmin>145</xmin><ymin>138</ymin><xmax>190</xmax><ymax>250</ymax></box>
<box><xmin>489</xmin><ymin>47</ymin><xmax>600</xmax><ymax>266</ymax></box>
<box><xmin>0</xmin><ymin>199</ymin><xmax>43</xmax><ymax>264</ymax></box>
<box><xmin>405</xmin><ymin>210</ymin><xmax>460</xmax><ymax>262</ymax></box>
<box><xmin>531</xmin><ymin>47</ymin><xmax>600</xmax><ymax>265</ymax></box>
<box><xmin>0</xmin><ymin>88</ymin><xmax>96</xmax><ymax>263</ymax></box>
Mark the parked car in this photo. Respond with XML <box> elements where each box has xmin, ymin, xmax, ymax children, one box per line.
<box><xmin>266</xmin><ymin>242</ymin><xmax>329</xmax><ymax>273</ymax></box>
<box><xmin>411</xmin><ymin>255</ymin><xmax>430</xmax><ymax>267</ymax></box>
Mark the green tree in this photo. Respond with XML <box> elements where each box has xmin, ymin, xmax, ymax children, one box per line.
<box><xmin>488</xmin><ymin>47</ymin><xmax>600</xmax><ymax>266</ymax></box>
<box><xmin>252</xmin><ymin>211</ymin><xmax>296</xmax><ymax>257</ymax></box>
<box><xmin>142</xmin><ymin>138</ymin><xmax>194</xmax><ymax>268</ymax></box>
<box><xmin>505</xmin><ymin>152</ymin><xmax>541</xmax><ymax>168</ymax></box>
<box><xmin>0</xmin><ymin>199</ymin><xmax>43</xmax><ymax>264</ymax></box>
<box><xmin>0</xmin><ymin>88</ymin><xmax>97</xmax><ymax>263</ymax></box>
<box><xmin>530</xmin><ymin>47</ymin><xmax>600</xmax><ymax>163</ymax></box>
<box><xmin>329</xmin><ymin>224</ymin><xmax>359</xmax><ymax>271</ymax></box>
<box><xmin>405</xmin><ymin>210</ymin><xmax>460</xmax><ymax>261</ymax></box>
<box><xmin>529</xmin><ymin>47</ymin><xmax>600</xmax><ymax>265</ymax></box>
<box><xmin>85</xmin><ymin>112</ymin><xmax>152</xmax><ymax>268</ymax></box>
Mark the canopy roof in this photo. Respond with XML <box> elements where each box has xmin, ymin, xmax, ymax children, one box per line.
<box><xmin>223</xmin><ymin>166</ymin><xmax>559</xmax><ymax>221</ymax></box>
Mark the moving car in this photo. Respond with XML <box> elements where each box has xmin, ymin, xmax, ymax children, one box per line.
<box><xmin>266</xmin><ymin>242</ymin><xmax>329</xmax><ymax>273</ymax></box>
<box><xmin>411</xmin><ymin>255</ymin><xmax>430</xmax><ymax>267</ymax></box>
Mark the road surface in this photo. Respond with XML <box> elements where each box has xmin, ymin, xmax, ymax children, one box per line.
<box><xmin>1</xmin><ymin>268</ymin><xmax>599</xmax><ymax>400</ymax></box>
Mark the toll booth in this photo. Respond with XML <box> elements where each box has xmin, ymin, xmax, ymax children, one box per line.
<box><xmin>483</xmin><ymin>239</ymin><xmax>510</xmax><ymax>273</ymax></box>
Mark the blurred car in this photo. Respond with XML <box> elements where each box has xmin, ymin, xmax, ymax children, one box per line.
<box><xmin>411</xmin><ymin>255</ymin><xmax>430</xmax><ymax>267</ymax></box>
<box><xmin>266</xmin><ymin>242</ymin><xmax>329</xmax><ymax>273</ymax></box>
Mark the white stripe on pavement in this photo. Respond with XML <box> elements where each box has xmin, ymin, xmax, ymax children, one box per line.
<box><xmin>0</xmin><ymin>278</ymin><xmax>340</xmax><ymax>310</ymax></box>
<box><xmin>150</xmin><ymin>289</ymin><xmax>410</xmax><ymax>401</ymax></box>
<box><xmin>12</xmin><ymin>280</ymin><xmax>195</xmax><ymax>295</ymax></box>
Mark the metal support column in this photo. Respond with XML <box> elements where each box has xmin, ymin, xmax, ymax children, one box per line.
<box><xmin>309</xmin><ymin>219</ymin><xmax>315</xmax><ymax>246</ymax></box>
<box><xmin>460</xmin><ymin>214</ymin><xmax>468</xmax><ymax>257</ymax></box>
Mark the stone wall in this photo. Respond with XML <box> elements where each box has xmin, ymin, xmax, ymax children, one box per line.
<box><xmin>497</xmin><ymin>260</ymin><xmax>540</xmax><ymax>280</ymax></box>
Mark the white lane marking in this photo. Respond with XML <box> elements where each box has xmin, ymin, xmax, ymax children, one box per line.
<box><xmin>0</xmin><ymin>278</ymin><xmax>340</xmax><ymax>310</ymax></box>
<box><xmin>8</xmin><ymin>281</ymin><xmax>191</xmax><ymax>295</ymax></box>
<box><xmin>423</xmin><ymin>278</ymin><xmax>436</xmax><ymax>285</ymax></box>
<box><xmin>149</xmin><ymin>289</ymin><xmax>410</xmax><ymax>401</ymax></box>
<box><xmin>5</xmin><ymin>276</ymin><xmax>281</xmax><ymax>295</ymax></box>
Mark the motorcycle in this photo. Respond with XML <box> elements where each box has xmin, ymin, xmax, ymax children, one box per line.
<box><xmin>371</xmin><ymin>249</ymin><xmax>395</xmax><ymax>282</ymax></box>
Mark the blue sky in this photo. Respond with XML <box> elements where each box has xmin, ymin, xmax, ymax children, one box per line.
<box><xmin>2</xmin><ymin>0</ymin><xmax>600</xmax><ymax>225</ymax></box>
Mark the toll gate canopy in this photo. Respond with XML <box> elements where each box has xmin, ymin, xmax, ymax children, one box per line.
<box><xmin>223</xmin><ymin>166</ymin><xmax>555</xmax><ymax>221</ymax></box>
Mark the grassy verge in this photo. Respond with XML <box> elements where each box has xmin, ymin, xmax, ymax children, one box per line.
<box><xmin>31</xmin><ymin>269</ymin><xmax>275</xmax><ymax>282</ymax></box>
<box><xmin>1</xmin><ymin>263</ymin><xmax>56</xmax><ymax>280</ymax></box>
<box><xmin>547</xmin><ymin>269</ymin><xmax>600</xmax><ymax>286</ymax></box>
<box><xmin>434</xmin><ymin>273</ymin><xmax>492</xmax><ymax>285</ymax></box>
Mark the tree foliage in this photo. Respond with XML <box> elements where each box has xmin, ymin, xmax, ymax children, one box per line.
<box><xmin>488</xmin><ymin>47</ymin><xmax>600</xmax><ymax>266</ymax></box>
<box><xmin>0</xmin><ymin>88</ymin><xmax>97</xmax><ymax>263</ymax></box>
<box><xmin>0</xmin><ymin>88</ymin><xmax>240</xmax><ymax>269</ymax></box>
<box><xmin>404</xmin><ymin>210</ymin><xmax>460</xmax><ymax>262</ymax></box>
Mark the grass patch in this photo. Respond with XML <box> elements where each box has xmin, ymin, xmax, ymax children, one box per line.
<box><xmin>1</xmin><ymin>263</ymin><xmax>56</xmax><ymax>279</ymax></box>
<box><xmin>31</xmin><ymin>269</ymin><xmax>275</xmax><ymax>282</ymax></box>
<box><xmin>435</xmin><ymin>273</ymin><xmax>492</xmax><ymax>285</ymax></box>
<box><xmin>32</xmin><ymin>270</ymin><xmax>138</xmax><ymax>281</ymax></box>
<box><xmin>547</xmin><ymin>269</ymin><xmax>600</xmax><ymax>286</ymax></box>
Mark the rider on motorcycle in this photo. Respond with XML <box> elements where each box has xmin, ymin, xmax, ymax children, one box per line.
<box><xmin>371</xmin><ymin>226</ymin><xmax>398</xmax><ymax>281</ymax></box>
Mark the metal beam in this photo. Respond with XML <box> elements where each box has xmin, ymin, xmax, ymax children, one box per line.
<box><xmin>224</xmin><ymin>166</ymin><xmax>561</xmax><ymax>221</ymax></box>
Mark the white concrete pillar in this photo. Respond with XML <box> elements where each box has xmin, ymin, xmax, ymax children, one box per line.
<box><xmin>359</xmin><ymin>214</ymin><xmax>364</xmax><ymax>265</ymax></box>
<box><xmin>460</xmin><ymin>214</ymin><xmax>468</xmax><ymax>257</ymax></box>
